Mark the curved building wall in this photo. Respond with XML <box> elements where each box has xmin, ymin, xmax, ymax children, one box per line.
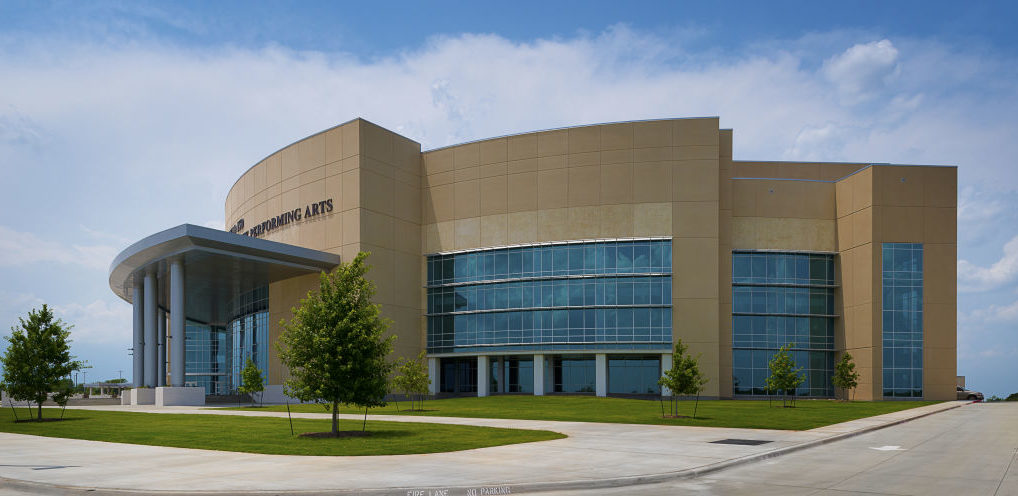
<box><xmin>224</xmin><ymin>119</ymin><xmax>424</xmax><ymax>384</ymax></box>
<box><xmin>420</xmin><ymin>118</ymin><xmax>724</xmax><ymax>397</ymax></box>
<box><xmin>211</xmin><ymin>115</ymin><xmax>956</xmax><ymax>401</ymax></box>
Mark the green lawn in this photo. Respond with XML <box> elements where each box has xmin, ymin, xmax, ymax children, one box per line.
<box><xmin>221</xmin><ymin>396</ymin><xmax>940</xmax><ymax>430</ymax></box>
<box><xmin>0</xmin><ymin>408</ymin><xmax>564</xmax><ymax>456</ymax></box>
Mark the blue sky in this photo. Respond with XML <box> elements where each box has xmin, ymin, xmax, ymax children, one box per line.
<box><xmin>1</xmin><ymin>1</ymin><xmax>1016</xmax><ymax>395</ymax></box>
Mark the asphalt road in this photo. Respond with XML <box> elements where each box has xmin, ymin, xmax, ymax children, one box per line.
<box><xmin>544</xmin><ymin>402</ymin><xmax>1018</xmax><ymax>496</ymax></box>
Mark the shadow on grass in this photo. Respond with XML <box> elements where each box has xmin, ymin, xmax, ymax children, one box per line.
<box><xmin>11</xmin><ymin>417</ymin><xmax>87</xmax><ymax>424</ymax></box>
<box><xmin>299</xmin><ymin>429</ymin><xmax>413</xmax><ymax>440</ymax></box>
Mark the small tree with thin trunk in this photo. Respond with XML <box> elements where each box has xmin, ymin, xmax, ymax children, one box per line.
<box><xmin>658</xmin><ymin>339</ymin><xmax>709</xmax><ymax>419</ymax></box>
<box><xmin>0</xmin><ymin>305</ymin><xmax>83</xmax><ymax>420</ymax></box>
<box><xmin>393</xmin><ymin>351</ymin><xmax>430</xmax><ymax>412</ymax></box>
<box><xmin>765</xmin><ymin>343</ymin><xmax>805</xmax><ymax>408</ymax></box>
<box><xmin>832</xmin><ymin>352</ymin><xmax>860</xmax><ymax>401</ymax></box>
<box><xmin>277</xmin><ymin>252</ymin><xmax>395</xmax><ymax>436</ymax></box>
<box><xmin>237</xmin><ymin>357</ymin><xmax>265</xmax><ymax>406</ymax></box>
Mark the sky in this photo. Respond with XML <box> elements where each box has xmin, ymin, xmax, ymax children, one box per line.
<box><xmin>0</xmin><ymin>1</ymin><xmax>1016</xmax><ymax>396</ymax></box>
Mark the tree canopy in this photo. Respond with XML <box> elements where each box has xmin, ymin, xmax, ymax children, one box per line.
<box><xmin>277</xmin><ymin>252</ymin><xmax>394</xmax><ymax>435</ymax></box>
<box><xmin>832</xmin><ymin>352</ymin><xmax>860</xmax><ymax>401</ymax></box>
<box><xmin>1</xmin><ymin>305</ymin><xmax>83</xmax><ymax>420</ymax></box>
<box><xmin>393</xmin><ymin>351</ymin><xmax>430</xmax><ymax>412</ymax></box>
<box><xmin>764</xmin><ymin>343</ymin><xmax>805</xmax><ymax>408</ymax></box>
<box><xmin>658</xmin><ymin>339</ymin><xmax>709</xmax><ymax>418</ymax></box>
<box><xmin>237</xmin><ymin>357</ymin><xmax>265</xmax><ymax>406</ymax></box>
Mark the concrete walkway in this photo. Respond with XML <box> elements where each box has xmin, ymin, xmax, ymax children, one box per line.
<box><xmin>0</xmin><ymin>401</ymin><xmax>967</xmax><ymax>495</ymax></box>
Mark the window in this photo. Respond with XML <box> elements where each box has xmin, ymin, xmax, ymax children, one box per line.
<box><xmin>427</xmin><ymin>240</ymin><xmax>672</xmax><ymax>354</ymax></box>
<box><xmin>731</xmin><ymin>251</ymin><xmax>837</xmax><ymax>397</ymax></box>
<box><xmin>882</xmin><ymin>243</ymin><xmax>923</xmax><ymax>398</ymax></box>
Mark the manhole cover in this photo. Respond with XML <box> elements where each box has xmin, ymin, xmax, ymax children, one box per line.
<box><xmin>710</xmin><ymin>439</ymin><xmax>772</xmax><ymax>446</ymax></box>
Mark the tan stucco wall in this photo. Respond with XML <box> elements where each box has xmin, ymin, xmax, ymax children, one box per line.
<box><xmin>225</xmin><ymin>119</ymin><xmax>424</xmax><ymax>384</ymax></box>
<box><xmin>734</xmin><ymin>161</ymin><xmax>867</xmax><ymax>181</ymax></box>
<box><xmin>731</xmin><ymin>179</ymin><xmax>837</xmax><ymax>252</ymax></box>
<box><xmin>834</xmin><ymin>165</ymin><xmax>957</xmax><ymax>400</ymax></box>
<box><xmin>718</xmin><ymin>130</ymin><xmax>734</xmax><ymax>398</ymax></box>
<box><xmin>222</xmin><ymin>116</ymin><xmax>956</xmax><ymax>401</ymax></box>
<box><xmin>419</xmin><ymin>118</ymin><xmax>723</xmax><ymax>396</ymax></box>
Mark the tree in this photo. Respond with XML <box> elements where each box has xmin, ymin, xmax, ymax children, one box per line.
<box><xmin>0</xmin><ymin>305</ymin><xmax>83</xmax><ymax>420</ymax></box>
<box><xmin>658</xmin><ymin>339</ymin><xmax>710</xmax><ymax>419</ymax></box>
<box><xmin>832</xmin><ymin>352</ymin><xmax>860</xmax><ymax>401</ymax></box>
<box><xmin>237</xmin><ymin>357</ymin><xmax>265</xmax><ymax>406</ymax></box>
<box><xmin>277</xmin><ymin>252</ymin><xmax>395</xmax><ymax>435</ymax></box>
<box><xmin>764</xmin><ymin>343</ymin><xmax>805</xmax><ymax>408</ymax></box>
<box><xmin>393</xmin><ymin>351</ymin><xmax>430</xmax><ymax>412</ymax></box>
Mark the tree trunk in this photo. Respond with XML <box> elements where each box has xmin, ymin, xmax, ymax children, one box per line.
<box><xmin>37</xmin><ymin>401</ymin><xmax>43</xmax><ymax>420</ymax></box>
<box><xmin>362</xmin><ymin>406</ymin><xmax>368</xmax><ymax>432</ymax></box>
<box><xmin>693</xmin><ymin>393</ymin><xmax>700</xmax><ymax>419</ymax></box>
<box><xmin>331</xmin><ymin>401</ymin><xmax>339</xmax><ymax>434</ymax></box>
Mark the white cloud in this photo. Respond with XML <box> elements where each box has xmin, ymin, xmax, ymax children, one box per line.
<box><xmin>0</xmin><ymin>225</ymin><xmax>117</xmax><ymax>271</ymax></box>
<box><xmin>51</xmin><ymin>299</ymin><xmax>132</xmax><ymax>345</ymax></box>
<box><xmin>958</xmin><ymin>235</ymin><xmax>1018</xmax><ymax>292</ymax></box>
<box><xmin>965</xmin><ymin>299</ymin><xmax>1018</xmax><ymax>323</ymax></box>
<box><xmin>0</xmin><ymin>104</ymin><xmax>47</xmax><ymax>147</ymax></box>
<box><xmin>822</xmin><ymin>39</ymin><xmax>900</xmax><ymax>103</ymax></box>
<box><xmin>1</xmin><ymin>25</ymin><xmax>1017</xmax><ymax>392</ymax></box>
<box><xmin>201</xmin><ymin>219</ymin><xmax>224</xmax><ymax>230</ymax></box>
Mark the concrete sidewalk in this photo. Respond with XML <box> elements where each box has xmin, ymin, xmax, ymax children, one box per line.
<box><xmin>0</xmin><ymin>401</ymin><xmax>967</xmax><ymax>495</ymax></box>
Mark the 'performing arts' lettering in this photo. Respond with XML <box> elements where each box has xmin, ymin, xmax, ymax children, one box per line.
<box><xmin>234</xmin><ymin>198</ymin><xmax>333</xmax><ymax>238</ymax></box>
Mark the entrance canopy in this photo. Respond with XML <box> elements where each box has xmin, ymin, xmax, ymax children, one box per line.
<box><xmin>109</xmin><ymin>224</ymin><xmax>340</xmax><ymax>325</ymax></box>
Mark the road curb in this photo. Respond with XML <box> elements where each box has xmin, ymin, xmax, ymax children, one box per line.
<box><xmin>0</xmin><ymin>402</ymin><xmax>968</xmax><ymax>495</ymax></box>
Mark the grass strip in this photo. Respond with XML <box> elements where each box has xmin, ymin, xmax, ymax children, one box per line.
<box><xmin>0</xmin><ymin>408</ymin><xmax>564</xmax><ymax>456</ymax></box>
<box><xmin>221</xmin><ymin>396</ymin><xmax>940</xmax><ymax>431</ymax></box>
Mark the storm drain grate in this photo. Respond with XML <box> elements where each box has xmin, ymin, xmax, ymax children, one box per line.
<box><xmin>710</xmin><ymin>438</ymin><xmax>772</xmax><ymax>446</ymax></box>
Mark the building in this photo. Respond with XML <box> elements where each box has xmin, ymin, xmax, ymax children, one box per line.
<box><xmin>109</xmin><ymin>117</ymin><xmax>957</xmax><ymax>404</ymax></box>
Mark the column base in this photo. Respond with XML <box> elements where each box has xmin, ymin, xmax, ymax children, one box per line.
<box><xmin>155</xmin><ymin>387</ymin><xmax>205</xmax><ymax>406</ymax></box>
<box><xmin>259</xmin><ymin>385</ymin><xmax>304</xmax><ymax>404</ymax></box>
<box><xmin>130</xmin><ymin>388</ymin><xmax>155</xmax><ymax>405</ymax></box>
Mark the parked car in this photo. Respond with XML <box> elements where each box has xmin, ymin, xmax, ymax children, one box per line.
<box><xmin>957</xmin><ymin>386</ymin><xmax>984</xmax><ymax>401</ymax></box>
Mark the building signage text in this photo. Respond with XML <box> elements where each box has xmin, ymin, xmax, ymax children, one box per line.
<box><xmin>229</xmin><ymin>199</ymin><xmax>333</xmax><ymax>238</ymax></box>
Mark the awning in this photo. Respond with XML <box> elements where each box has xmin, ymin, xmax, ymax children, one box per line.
<box><xmin>109</xmin><ymin>224</ymin><xmax>340</xmax><ymax>325</ymax></box>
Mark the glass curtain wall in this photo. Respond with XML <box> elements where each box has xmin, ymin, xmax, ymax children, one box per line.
<box><xmin>882</xmin><ymin>243</ymin><xmax>923</xmax><ymax>398</ymax></box>
<box><xmin>184</xmin><ymin>321</ymin><xmax>230</xmax><ymax>395</ymax></box>
<box><xmin>608</xmin><ymin>355</ymin><xmax>661</xmax><ymax>395</ymax></box>
<box><xmin>426</xmin><ymin>240</ymin><xmax>673</xmax><ymax>354</ymax></box>
<box><xmin>184</xmin><ymin>286</ymin><xmax>269</xmax><ymax>396</ymax></box>
<box><xmin>488</xmin><ymin>356</ymin><xmax>534</xmax><ymax>393</ymax></box>
<box><xmin>229</xmin><ymin>286</ymin><xmax>269</xmax><ymax>391</ymax></box>
<box><xmin>439</xmin><ymin>357</ymin><xmax>477</xmax><ymax>393</ymax></box>
<box><xmin>732</xmin><ymin>251</ymin><xmax>837</xmax><ymax>397</ymax></box>
<box><xmin>551</xmin><ymin>355</ymin><xmax>596</xmax><ymax>393</ymax></box>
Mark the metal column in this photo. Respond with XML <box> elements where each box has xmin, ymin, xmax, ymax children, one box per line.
<box><xmin>170</xmin><ymin>258</ymin><xmax>186</xmax><ymax>387</ymax></box>
<box><xmin>477</xmin><ymin>355</ymin><xmax>489</xmax><ymax>397</ymax></box>
<box><xmin>132</xmin><ymin>277</ymin><xmax>144</xmax><ymax>388</ymax></box>
<box><xmin>660</xmin><ymin>353</ymin><xmax>673</xmax><ymax>397</ymax></box>
<box><xmin>533</xmin><ymin>354</ymin><xmax>545</xmax><ymax>396</ymax></box>
<box><xmin>595</xmin><ymin>353</ymin><xmax>607</xmax><ymax>397</ymax></box>
<box><xmin>157</xmin><ymin>309</ymin><xmax>166</xmax><ymax>387</ymax></box>
<box><xmin>143</xmin><ymin>269</ymin><xmax>157</xmax><ymax>388</ymax></box>
<box><xmin>427</xmin><ymin>357</ymin><xmax>438</xmax><ymax>395</ymax></box>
